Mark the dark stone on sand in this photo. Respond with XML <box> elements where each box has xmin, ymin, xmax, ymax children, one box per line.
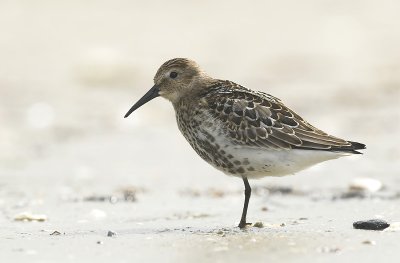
<box><xmin>107</xmin><ymin>231</ymin><xmax>116</xmax><ymax>237</ymax></box>
<box><xmin>353</xmin><ymin>219</ymin><xmax>390</xmax><ymax>231</ymax></box>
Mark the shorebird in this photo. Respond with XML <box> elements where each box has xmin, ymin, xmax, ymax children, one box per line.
<box><xmin>124</xmin><ymin>58</ymin><xmax>365</xmax><ymax>228</ymax></box>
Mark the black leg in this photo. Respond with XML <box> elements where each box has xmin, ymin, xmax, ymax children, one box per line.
<box><xmin>238</xmin><ymin>176</ymin><xmax>251</xmax><ymax>228</ymax></box>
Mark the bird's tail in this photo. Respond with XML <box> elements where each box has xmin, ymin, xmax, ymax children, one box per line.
<box><xmin>332</xmin><ymin>141</ymin><xmax>366</xmax><ymax>154</ymax></box>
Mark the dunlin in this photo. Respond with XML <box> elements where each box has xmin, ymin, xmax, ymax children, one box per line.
<box><xmin>124</xmin><ymin>58</ymin><xmax>365</xmax><ymax>228</ymax></box>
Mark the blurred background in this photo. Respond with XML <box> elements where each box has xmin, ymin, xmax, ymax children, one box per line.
<box><xmin>1</xmin><ymin>1</ymin><xmax>400</xmax><ymax>261</ymax></box>
<box><xmin>0</xmin><ymin>0</ymin><xmax>399</xmax><ymax>224</ymax></box>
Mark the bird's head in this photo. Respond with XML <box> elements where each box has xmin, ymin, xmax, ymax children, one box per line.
<box><xmin>124</xmin><ymin>58</ymin><xmax>207</xmax><ymax>118</ymax></box>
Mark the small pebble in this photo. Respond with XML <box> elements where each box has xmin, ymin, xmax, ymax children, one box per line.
<box><xmin>350</xmin><ymin>178</ymin><xmax>382</xmax><ymax>192</ymax></box>
<box><xmin>362</xmin><ymin>240</ymin><xmax>376</xmax><ymax>245</ymax></box>
<box><xmin>97</xmin><ymin>241</ymin><xmax>103</xmax><ymax>244</ymax></box>
<box><xmin>14</xmin><ymin>212</ymin><xmax>47</xmax><ymax>222</ymax></box>
<box><xmin>121</xmin><ymin>187</ymin><xmax>137</xmax><ymax>202</ymax></box>
<box><xmin>353</xmin><ymin>219</ymin><xmax>390</xmax><ymax>231</ymax></box>
<box><xmin>261</xmin><ymin>206</ymin><xmax>268</xmax><ymax>212</ymax></box>
<box><xmin>253</xmin><ymin>222</ymin><xmax>264</xmax><ymax>228</ymax></box>
<box><xmin>107</xmin><ymin>231</ymin><xmax>116</xmax><ymax>237</ymax></box>
<box><xmin>280</xmin><ymin>223</ymin><xmax>286</xmax><ymax>227</ymax></box>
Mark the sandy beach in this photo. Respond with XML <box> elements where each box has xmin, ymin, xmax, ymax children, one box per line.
<box><xmin>1</xmin><ymin>1</ymin><xmax>399</xmax><ymax>262</ymax></box>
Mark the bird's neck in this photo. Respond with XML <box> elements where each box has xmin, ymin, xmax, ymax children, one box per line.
<box><xmin>170</xmin><ymin>75</ymin><xmax>215</xmax><ymax>106</ymax></box>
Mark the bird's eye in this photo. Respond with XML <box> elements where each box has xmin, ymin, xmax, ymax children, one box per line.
<box><xmin>169</xmin><ymin>71</ymin><xmax>178</xmax><ymax>79</ymax></box>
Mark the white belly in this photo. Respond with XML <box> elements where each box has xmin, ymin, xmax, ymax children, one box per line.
<box><xmin>220</xmin><ymin>145</ymin><xmax>347</xmax><ymax>179</ymax></box>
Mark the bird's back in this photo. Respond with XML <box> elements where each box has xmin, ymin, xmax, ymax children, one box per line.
<box><xmin>202</xmin><ymin>80</ymin><xmax>365</xmax><ymax>153</ymax></box>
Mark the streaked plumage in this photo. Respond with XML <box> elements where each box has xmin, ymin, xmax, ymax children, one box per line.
<box><xmin>173</xmin><ymin>79</ymin><xmax>365</xmax><ymax>179</ymax></box>
<box><xmin>205</xmin><ymin>80</ymin><xmax>362</xmax><ymax>153</ymax></box>
<box><xmin>125</xmin><ymin>58</ymin><xmax>366</xmax><ymax>228</ymax></box>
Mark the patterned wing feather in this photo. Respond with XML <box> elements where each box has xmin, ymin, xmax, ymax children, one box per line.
<box><xmin>205</xmin><ymin>80</ymin><xmax>362</xmax><ymax>153</ymax></box>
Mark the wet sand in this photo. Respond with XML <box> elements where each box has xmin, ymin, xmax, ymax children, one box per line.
<box><xmin>1</xmin><ymin>130</ymin><xmax>399</xmax><ymax>263</ymax></box>
<box><xmin>1</xmin><ymin>1</ymin><xmax>400</xmax><ymax>262</ymax></box>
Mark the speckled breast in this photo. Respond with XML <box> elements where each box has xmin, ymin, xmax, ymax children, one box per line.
<box><xmin>174</xmin><ymin>102</ymin><xmax>244</xmax><ymax>176</ymax></box>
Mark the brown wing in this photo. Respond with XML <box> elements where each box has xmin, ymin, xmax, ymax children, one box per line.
<box><xmin>205</xmin><ymin>80</ymin><xmax>360</xmax><ymax>152</ymax></box>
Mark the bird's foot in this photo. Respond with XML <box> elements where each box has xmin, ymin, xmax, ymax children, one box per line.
<box><xmin>238</xmin><ymin>221</ymin><xmax>252</xmax><ymax>229</ymax></box>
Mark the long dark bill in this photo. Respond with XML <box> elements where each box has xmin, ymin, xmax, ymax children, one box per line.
<box><xmin>124</xmin><ymin>86</ymin><xmax>160</xmax><ymax>118</ymax></box>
